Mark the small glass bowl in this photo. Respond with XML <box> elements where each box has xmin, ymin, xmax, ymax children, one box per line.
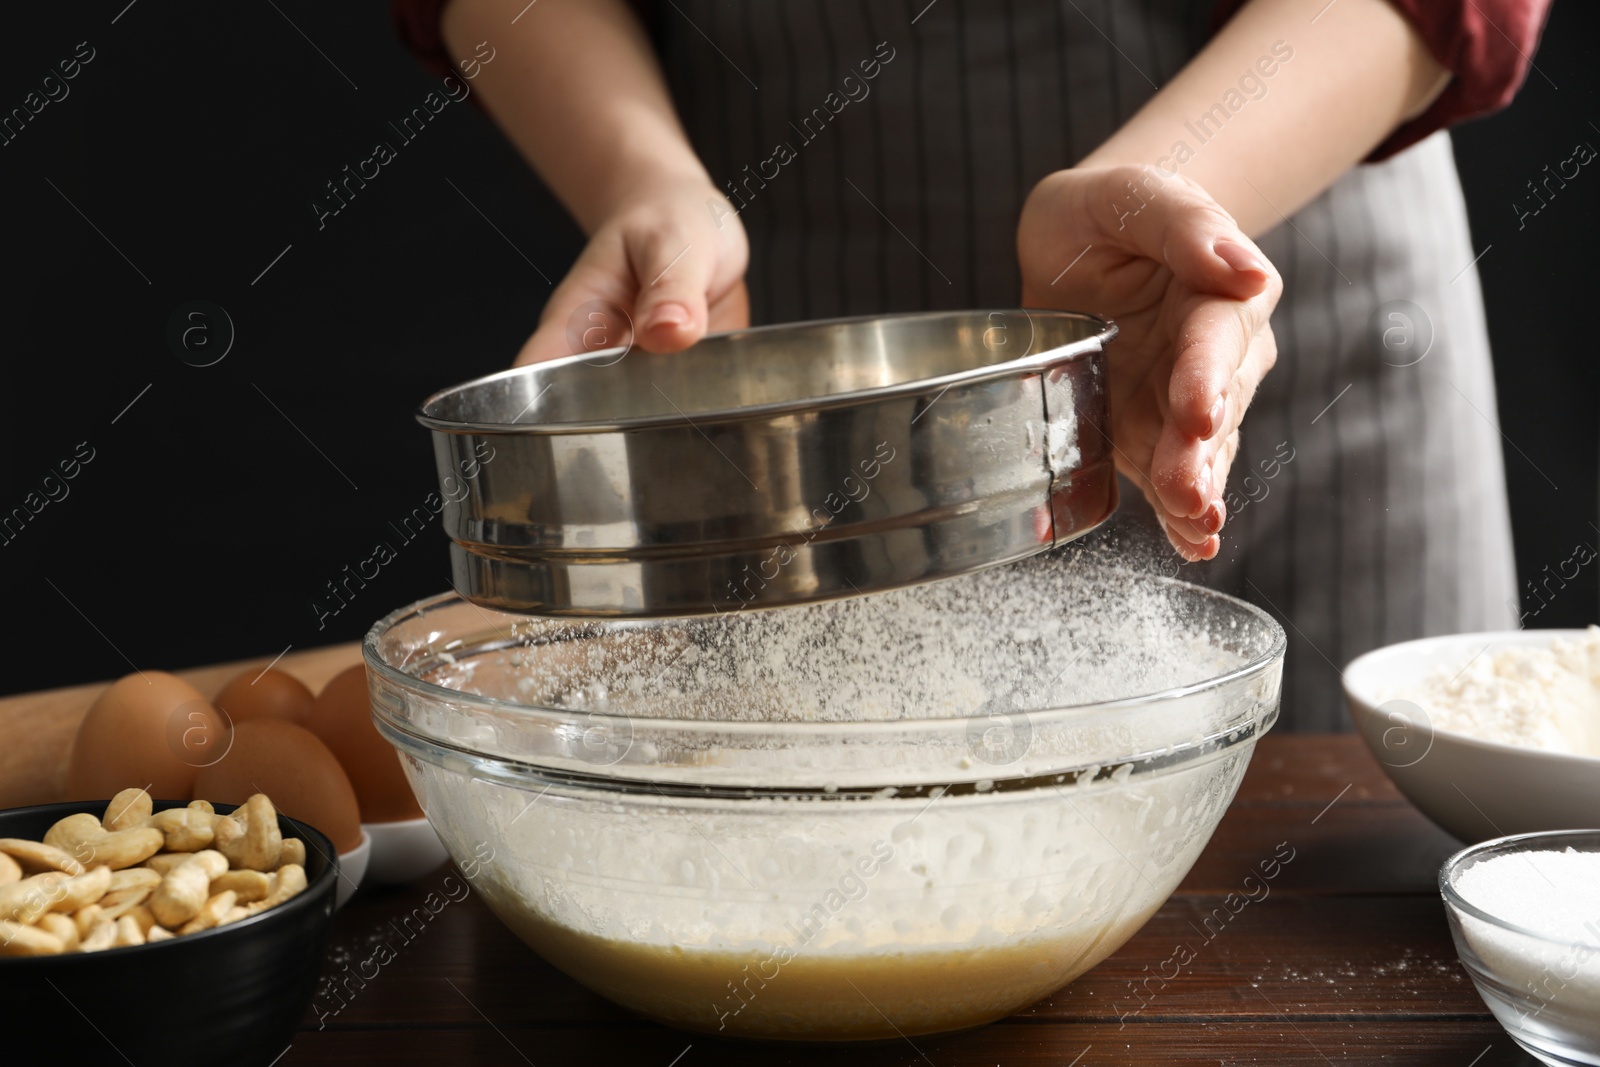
<box><xmin>1441</xmin><ymin>830</ymin><xmax>1600</xmax><ymax>1066</ymax></box>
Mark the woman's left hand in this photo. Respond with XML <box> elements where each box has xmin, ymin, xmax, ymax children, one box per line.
<box><xmin>1018</xmin><ymin>165</ymin><xmax>1281</xmax><ymax>561</ymax></box>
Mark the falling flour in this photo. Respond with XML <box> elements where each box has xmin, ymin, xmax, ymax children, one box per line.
<box><xmin>443</xmin><ymin>549</ymin><xmax>1250</xmax><ymax>728</ymax></box>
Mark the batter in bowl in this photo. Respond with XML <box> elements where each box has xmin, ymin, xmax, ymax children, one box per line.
<box><xmin>487</xmin><ymin>890</ymin><xmax>1162</xmax><ymax>1039</ymax></box>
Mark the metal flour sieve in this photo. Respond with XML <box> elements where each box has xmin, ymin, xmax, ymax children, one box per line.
<box><xmin>417</xmin><ymin>309</ymin><xmax>1118</xmax><ymax>617</ymax></box>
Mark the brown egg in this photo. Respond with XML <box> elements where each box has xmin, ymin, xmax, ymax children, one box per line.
<box><xmin>213</xmin><ymin>667</ymin><xmax>314</xmax><ymax>726</ymax></box>
<box><xmin>307</xmin><ymin>665</ymin><xmax>422</xmax><ymax>823</ymax></box>
<box><xmin>192</xmin><ymin>719</ymin><xmax>363</xmax><ymax>853</ymax></box>
<box><xmin>67</xmin><ymin>671</ymin><xmax>227</xmax><ymax>801</ymax></box>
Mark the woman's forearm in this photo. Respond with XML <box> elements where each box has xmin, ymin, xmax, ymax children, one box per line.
<box><xmin>441</xmin><ymin>0</ymin><xmax>711</xmax><ymax>233</ymax></box>
<box><xmin>1081</xmin><ymin>0</ymin><xmax>1450</xmax><ymax>235</ymax></box>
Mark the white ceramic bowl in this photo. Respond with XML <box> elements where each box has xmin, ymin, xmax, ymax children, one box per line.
<box><xmin>334</xmin><ymin>830</ymin><xmax>370</xmax><ymax>909</ymax></box>
<box><xmin>1344</xmin><ymin>629</ymin><xmax>1600</xmax><ymax>843</ymax></box>
<box><xmin>362</xmin><ymin>817</ymin><xmax>450</xmax><ymax>884</ymax></box>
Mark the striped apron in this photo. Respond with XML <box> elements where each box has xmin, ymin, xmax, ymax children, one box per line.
<box><xmin>656</xmin><ymin>0</ymin><xmax>1518</xmax><ymax>730</ymax></box>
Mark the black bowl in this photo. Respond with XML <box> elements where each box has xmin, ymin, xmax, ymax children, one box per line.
<box><xmin>0</xmin><ymin>799</ymin><xmax>336</xmax><ymax>1067</ymax></box>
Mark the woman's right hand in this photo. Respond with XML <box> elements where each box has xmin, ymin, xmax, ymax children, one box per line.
<box><xmin>516</xmin><ymin>177</ymin><xmax>750</xmax><ymax>365</ymax></box>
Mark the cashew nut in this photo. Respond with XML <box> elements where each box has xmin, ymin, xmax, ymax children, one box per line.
<box><xmin>0</xmin><ymin>919</ymin><xmax>64</xmax><ymax>957</ymax></box>
<box><xmin>73</xmin><ymin>903</ymin><xmax>103</xmax><ymax>937</ymax></box>
<box><xmin>112</xmin><ymin>915</ymin><xmax>145</xmax><ymax>946</ymax></box>
<box><xmin>211</xmin><ymin>869</ymin><xmax>270</xmax><ymax>904</ymax></box>
<box><xmin>146</xmin><ymin>808</ymin><xmax>220</xmax><ymax>852</ymax></box>
<box><xmin>103</xmin><ymin>787</ymin><xmax>153</xmax><ymax>832</ymax></box>
<box><xmin>123</xmin><ymin>904</ymin><xmax>157</xmax><ymax>935</ymax></box>
<box><xmin>98</xmin><ymin>886</ymin><xmax>154</xmax><ymax>922</ymax></box>
<box><xmin>249</xmin><ymin>863</ymin><xmax>307</xmax><ymax>914</ymax></box>
<box><xmin>0</xmin><ymin>872</ymin><xmax>68</xmax><ymax>925</ymax></box>
<box><xmin>38</xmin><ymin>913</ymin><xmax>79</xmax><ymax>952</ymax></box>
<box><xmin>38</xmin><ymin>815</ymin><xmax>103</xmax><ymax>862</ymax></box>
<box><xmin>42</xmin><ymin>814</ymin><xmax>163</xmax><ymax>871</ymax></box>
<box><xmin>142</xmin><ymin>852</ymin><xmax>196</xmax><ymax>876</ymax></box>
<box><xmin>218</xmin><ymin>795</ymin><xmax>281</xmax><ymax>873</ymax></box>
<box><xmin>145</xmin><ymin>925</ymin><xmax>175</xmax><ymax>943</ymax></box>
<box><xmin>177</xmin><ymin>890</ymin><xmax>237</xmax><ymax>935</ymax></box>
<box><xmin>50</xmin><ymin>864</ymin><xmax>112</xmax><ymax>915</ymax></box>
<box><xmin>108</xmin><ymin>867</ymin><xmax>162</xmax><ymax>894</ymax></box>
<box><xmin>150</xmin><ymin>850</ymin><xmax>227</xmax><ymax>927</ymax></box>
<box><xmin>0</xmin><ymin>837</ymin><xmax>85</xmax><ymax>877</ymax></box>
<box><xmin>277</xmin><ymin>838</ymin><xmax>306</xmax><ymax>871</ymax></box>
<box><xmin>213</xmin><ymin>815</ymin><xmax>243</xmax><ymax>854</ymax></box>
<box><xmin>0</xmin><ymin>852</ymin><xmax>20</xmax><ymax>886</ymax></box>
<box><xmin>79</xmin><ymin>918</ymin><xmax>116</xmax><ymax>953</ymax></box>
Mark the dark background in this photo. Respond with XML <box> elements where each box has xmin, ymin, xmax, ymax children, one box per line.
<box><xmin>0</xmin><ymin>1</ymin><xmax>1594</xmax><ymax>696</ymax></box>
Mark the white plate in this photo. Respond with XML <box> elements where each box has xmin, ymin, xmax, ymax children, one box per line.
<box><xmin>334</xmin><ymin>830</ymin><xmax>370</xmax><ymax>908</ymax></box>
<box><xmin>363</xmin><ymin>817</ymin><xmax>450</xmax><ymax>884</ymax></box>
<box><xmin>1343</xmin><ymin>629</ymin><xmax>1600</xmax><ymax>843</ymax></box>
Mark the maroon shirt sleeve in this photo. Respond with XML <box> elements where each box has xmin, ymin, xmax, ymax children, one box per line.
<box><xmin>1212</xmin><ymin>0</ymin><xmax>1552</xmax><ymax>160</ymax></box>
<box><xmin>392</xmin><ymin>0</ymin><xmax>455</xmax><ymax>81</ymax></box>
<box><xmin>391</xmin><ymin>0</ymin><xmax>654</xmax><ymax>81</ymax></box>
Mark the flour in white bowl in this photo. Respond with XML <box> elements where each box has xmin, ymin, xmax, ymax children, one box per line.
<box><xmin>1397</xmin><ymin>627</ymin><xmax>1600</xmax><ymax>755</ymax></box>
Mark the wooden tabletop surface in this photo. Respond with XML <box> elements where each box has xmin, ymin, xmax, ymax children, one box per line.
<box><xmin>0</xmin><ymin>650</ymin><xmax>1530</xmax><ymax>1063</ymax></box>
<box><xmin>286</xmin><ymin>734</ymin><xmax>1535</xmax><ymax>1066</ymax></box>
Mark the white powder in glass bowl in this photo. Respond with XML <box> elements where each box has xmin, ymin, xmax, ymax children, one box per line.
<box><xmin>1456</xmin><ymin>848</ymin><xmax>1600</xmax><ymax>954</ymax></box>
<box><xmin>1449</xmin><ymin>846</ymin><xmax>1600</xmax><ymax>1056</ymax></box>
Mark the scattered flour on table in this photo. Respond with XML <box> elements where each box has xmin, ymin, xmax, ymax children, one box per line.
<box><xmin>1391</xmin><ymin>627</ymin><xmax>1600</xmax><ymax>754</ymax></box>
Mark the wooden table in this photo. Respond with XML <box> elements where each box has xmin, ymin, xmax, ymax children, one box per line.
<box><xmin>0</xmin><ymin>656</ymin><xmax>1533</xmax><ymax>1064</ymax></box>
<box><xmin>287</xmin><ymin>735</ymin><xmax>1534</xmax><ymax>1066</ymax></box>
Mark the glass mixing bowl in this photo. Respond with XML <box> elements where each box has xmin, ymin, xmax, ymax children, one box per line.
<box><xmin>363</xmin><ymin>554</ymin><xmax>1284</xmax><ymax>1040</ymax></box>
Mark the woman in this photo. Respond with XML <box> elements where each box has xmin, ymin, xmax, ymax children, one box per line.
<box><xmin>396</xmin><ymin>0</ymin><xmax>1548</xmax><ymax>729</ymax></box>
